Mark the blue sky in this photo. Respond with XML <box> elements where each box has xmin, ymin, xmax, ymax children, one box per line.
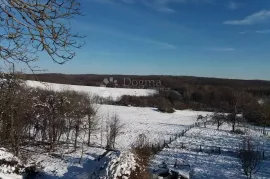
<box><xmin>22</xmin><ymin>0</ymin><xmax>270</xmax><ymax>80</ymax></box>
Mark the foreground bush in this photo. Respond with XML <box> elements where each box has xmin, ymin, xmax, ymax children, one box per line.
<box><xmin>158</xmin><ymin>107</ymin><xmax>175</xmax><ymax>113</ymax></box>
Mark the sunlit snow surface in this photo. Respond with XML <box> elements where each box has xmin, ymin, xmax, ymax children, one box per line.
<box><xmin>26</xmin><ymin>80</ymin><xmax>156</xmax><ymax>100</ymax></box>
<box><xmin>0</xmin><ymin>81</ymin><xmax>269</xmax><ymax>178</ymax></box>
<box><xmin>152</xmin><ymin>125</ymin><xmax>270</xmax><ymax>179</ymax></box>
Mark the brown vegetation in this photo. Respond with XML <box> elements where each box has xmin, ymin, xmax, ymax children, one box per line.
<box><xmin>130</xmin><ymin>134</ymin><xmax>154</xmax><ymax>179</ymax></box>
<box><xmin>0</xmin><ymin>73</ymin><xmax>99</xmax><ymax>156</ymax></box>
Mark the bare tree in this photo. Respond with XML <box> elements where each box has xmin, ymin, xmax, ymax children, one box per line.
<box><xmin>71</xmin><ymin>92</ymin><xmax>86</xmax><ymax>151</ymax></box>
<box><xmin>229</xmin><ymin>92</ymin><xmax>251</xmax><ymax>132</ymax></box>
<box><xmin>85</xmin><ymin>95</ymin><xmax>99</xmax><ymax>146</ymax></box>
<box><xmin>260</xmin><ymin>101</ymin><xmax>270</xmax><ymax>135</ymax></box>
<box><xmin>0</xmin><ymin>76</ymin><xmax>103</xmax><ymax>155</ymax></box>
<box><xmin>106</xmin><ymin>113</ymin><xmax>124</xmax><ymax>149</ymax></box>
<box><xmin>227</xmin><ymin>113</ymin><xmax>243</xmax><ymax>132</ymax></box>
<box><xmin>239</xmin><ymin>137</ymin><xmax>261</xmax><ymax>179</ymax></box>
<box><xmin>0</xmin><ymin>70</ymin><xmax>35</xmax><ymax>155</ymax></box>
<box><xmin>0</xmin><ymin>0</ymin><xmax>83</xmax><ymax>70</ymax></box>
<box><xmin>212</xmin><ymin>112</ymin><xmax>225</xmax><ymax>130</ymax></box>
<box><xmin>197</xmin><ymin>114</ymin><xmax>209</xmax><ymax>128</ymax></box>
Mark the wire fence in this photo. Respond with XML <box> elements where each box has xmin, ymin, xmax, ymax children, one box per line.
<box><xmin>151</xmin><ymin>121</ymin><xmax>205</xmax><ymax>153</ymax></box>
<box><xmin>244</xmin><ymin>124</ymin><xmax>270</xmax><ymax>136</ymax></box>
<box><xmin>151</xmin><ymin>121</ymin><xmax>270</xmax><ymax>160</ymax></box>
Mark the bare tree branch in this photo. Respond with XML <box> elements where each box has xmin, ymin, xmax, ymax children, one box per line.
<box><xmin>0</xmin><ymin>0</ymin><xmax>84</xmax><ymax>71</ymax></box>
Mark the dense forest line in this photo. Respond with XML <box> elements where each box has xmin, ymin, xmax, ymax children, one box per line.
<box><xmin>25</xmin><ymin>73</ymin><xmax>270</xmax><ymax>96</ymax></box>
<box><xmin>25</xmin><ymin>73</ymin><xmax>270</xmax><ymax>127</ymax></box>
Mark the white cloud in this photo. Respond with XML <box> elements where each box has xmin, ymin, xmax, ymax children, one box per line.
<box><xmin>143</xmin><ymin>39</ymin><xmax>177</xmax><ymax>49</ymax></box>
<box><xmin>256</xmin><ymin>29</ymin><xmax>270</xmax><ymax>34</ymax></box>
<box><xmin>89</xmin><ymin>0</ymin><xmax>114</xmax><ymax>4</ymax></box>
<box><xmin>90</xmin><ymin>0</ymin><xmax>213</xmax><ymax>13</ymax></box>
<box><xmin>113</xmin><ymin>0</ymin><xmax>212</xmax><ymax>13</ymax></box>
<box><xmin>238</xmin><ymin>30</ymin><xmax>270</xmax><ymax>35</ymax></box>
<box><xmin>89</xmin><ymin>0</ymin><xmax>134</xmax><ymax>5</ymax></box>
<box><xmin>121</xmin><ymin>0</ymin><xmax>134</xmax><ymax>3</ymax></box>
<box><xmin>141</xmin><ymin>0</ymin><xmax>177</xmax><ymax>13</ymax></box>
<box><xmin>224</xmin><ymin>10</ymin><xmax>270</xmax><ymax>25</ymax></box>
<box><xmin>228</xmin><ymin>1</ymin><xmax>238</xmax><ymax>10</ymax></box>
<box><xmin>87</xmin><ymin>24</ymin><xmax>177</xmax><ymax>49</ymax></box>
<box><xmin>210</xmin><ymin>47</ymin><xmax>236</xmax><ymax>51</ymax></box>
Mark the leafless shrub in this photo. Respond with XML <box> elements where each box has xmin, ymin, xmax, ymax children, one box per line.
<box><xmin>226</xmin><ymin>113</ymin><xmax>243</xmax><ymax>132</ymax></box>
<box><xmin>105</xmin><ymin>113</ymin><xmax>124</xmax><ymax>149</ymax></box>
<box><xmin>197</xmin><ymin>114</ymin><xmax>209</xmax><ymax>128</ymax></box>
<box><xmin>158</xmin><ymin>98</ymin><xmax>175</xmax><ymax>113</ymax></box>
<box><xmin>211</xmin><ymin>112</ymin><xmax>226</xmax><ymax>130</ymax></box>
<box><xmin>239</xmin><ymin>137</ymin><xmax>261</xmax><ymax>179</ymax></box>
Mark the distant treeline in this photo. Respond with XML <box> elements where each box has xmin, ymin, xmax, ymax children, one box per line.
<box><xmin>25</xmin><ymin>73</ymin><xmax>270</xmax><ymax>97</ymax></box>
<box><xmin>24</xmin><ymin>73</ymin><xmax>270</xmax><ymax>127</ymax></box>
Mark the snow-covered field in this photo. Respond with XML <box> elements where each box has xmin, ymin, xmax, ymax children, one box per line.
<box><xmin>1</xmin><ymin>81</ymin><xmax>269</xmax><ymax>179</ymax></box>
<box><xmin>96</xmin><ymin>105</ymin><xmax>212</xmax><ymax>149</ymax></box>
<box><xmin>0</xmin><ymin>104</ymin><xmax>211</xmax><ymax>179</ymax></box>
<box><xmin>26</xmin><ymin>80</ymin><xmax>156</xmax><ymax>100</ymax></box>
<box><xmin>25</xmin><ymin>104</ymin><xmax>209</xmax><ymax>178</ymax></box>
<box><xmin>152</xmin><ymin>124</ymin><xmax>270</xmax><ymax>179</ymax></box>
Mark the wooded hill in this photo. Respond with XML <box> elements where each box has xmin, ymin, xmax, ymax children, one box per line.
<box><xmin>25</xmin><ymin>73</ymin><xmax>270</xmax><ymax>96</ymax></box>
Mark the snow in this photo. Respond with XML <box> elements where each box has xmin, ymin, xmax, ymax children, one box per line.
<box><xmin>21</xmin><ymin>147</ymin><xmax>136</xmax><ymax>179</ymax></box>
<box><xmin>0</xmin><ymin>173</ymin><xmax>22</xmax><ymax>179</ymax></box>
<box><xmin>0</xmin><ymin>148</ymin><xmax>23</xmax><ymax>179</ymax></box>
<box><xmin>96</xmin><ymin>105</ymin><xmax>212</xmax><ymax>149</ymax></box>
<box><xmin>106</xmin><ymin>151</ymin><xmax>136</xmax><ymax>179</ymax></box>
<box><xmin>152</xmin><ymin>125</ymin><xmax>270</xmax><ymax>179</ymax></box>
<box><xmin>26</xmin><ymin>80</ymin><xmax>156</xmax><ymax>100</ymax></box>
<box><xmin>6</xmin><ymin>81</ymin><xmax>267</xmax><ymax>178</ymax></box>
<box><xmin>0</xmin><ymin>104</ymin><xmax>210</xmax><ymax>179</ymax></box>
<box><xmin>26</xmin><ymin>146</ymin><xmax>107</xmax><ymax>178</ymax></box>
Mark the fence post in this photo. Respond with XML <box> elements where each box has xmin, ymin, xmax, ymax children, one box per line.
<box><xmin>199</xmin><ymin>145</ymin><xmax>202</xmax><ymax>152</ymax></box>
<box><xmin>174</xmin><ymin>159</ymin><xmax>177</xmax><ymax>168</ymax></box>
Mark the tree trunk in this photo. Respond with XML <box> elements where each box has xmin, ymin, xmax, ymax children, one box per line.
<box><xmin>87</xmin><ymin>131</ymin><xmax>91</xmax><ymax>146</ymax></box>
<box><xmin>74</xmin><ymin>125</ymin><xmax>79</xmax><ymax>151</ymax></box>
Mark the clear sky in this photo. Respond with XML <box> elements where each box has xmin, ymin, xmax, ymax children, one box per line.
<box><xmin>21</xmin><ymin>0</ymin><xmax>270</xmax><ymax>80</ymax></box>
